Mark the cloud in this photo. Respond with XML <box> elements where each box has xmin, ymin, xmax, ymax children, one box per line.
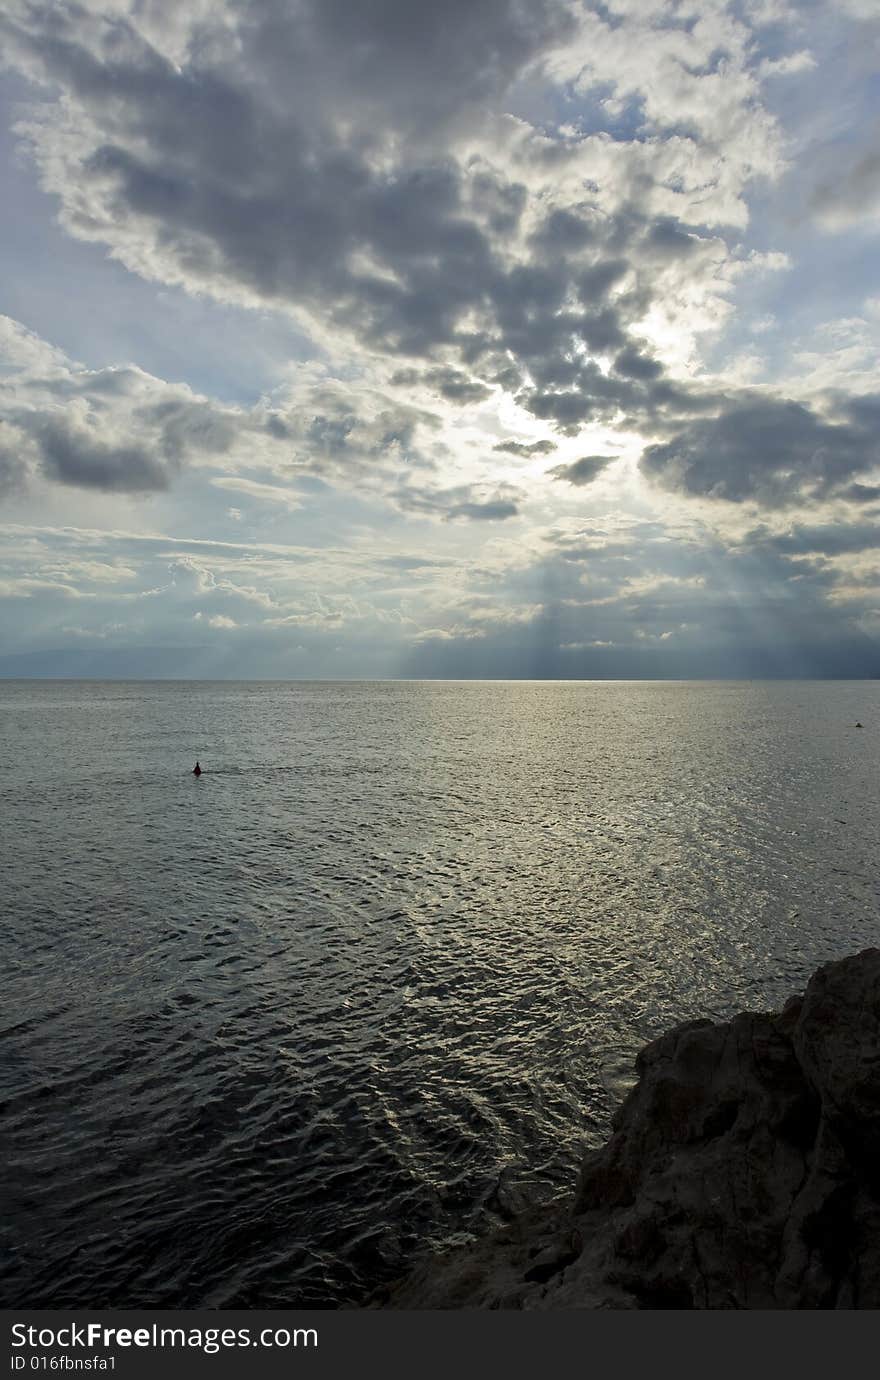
<box><xmin>194</xmin><ymin>612</ymin><xmax>237</xmax><ymax>629</ymax></box>
<box><xmin>809</xmin><ymin>141</ymin><xmax>880</xmax><ymax>231</ymax></box>
<box><xmin>210</xmin><ymin>477</ymin><xmax>303</xmax><ymax>510</ymax></box>
<box><xmin>492</xmin><ymin>438</ymin><xmax>556</xmax><ymax>457</ymax></box>
<box><xmin>281</xmin><ymin>374</ymin><xmax>442</xmax><ymax>485</ymax></box>
<box><xmin>0</xmin><ymin>0</ymin><xmax>794</xmax><ymax>440</ymax></box>
<box><xmin>758</xmin><ymin>51</ymin><xmax>817</xmax><ymax>79</ymax></box>
<box><xmin>1</xmin><ymin>503</ymin><xmax>877</xmax><ymax>679</ymax></box>
<box><xmin>21</xmin><ymin>411</ymin><xmax>175</xmax><ymax>492</ymax></box>
<box><xmin>640</xmin><ymin>394</ymin><xmax>880</xmax><ymax>506</ymax></box>
<box><xmin>0</xmin><ymin>316</ymin><xmax>244</xmax><ymax>493</ymax></box>
<box><xmin>0</xmin><ymin>315</ymin><xmax>446</xmax><ymax>503</ymax></box>
<box><xmin>0</xmin><ymin>425</ymin><xmax>29</xmax><ymax>496</ymax></box>
<box><xmin>1</xmin><ymin>2</ymin><xmax>878</xmax><ymax>678</ymax></box>
<box><xmin>742</xmin><ymin>520</ymin><xmax>880</xmax><ymax>558</ymax></box>
<box><xmin>0</xmin><ymin>575</ymin><xmax>87</xmax><ymax>599</ymax></box>
<box><xmin>0</xmin><ymin>3</ymin><xmax>559</xmax><ymax>368</ymax></box>
<box><xmin>394</xmin><ymin>481</ymin><xmax>521</xmax><ymax>522</ymax></box>
<box><xmin>548</xmin><ymin>455</ymin><xmax>614</xmax><ymax>486</ymax></box>
<box><xmin>420</xmin><ymin>368</ymin><xmax>493</xmax><ymax>404</ymax></box>
<box><xmin>614</xmin><ymin>345</ymin><xmax>663</xmax><ymax>381</ymax></box>
<box><xmin>450</xmin><ymin>497</ymin><xmax>519</xmax><ymax>521</ymax></box>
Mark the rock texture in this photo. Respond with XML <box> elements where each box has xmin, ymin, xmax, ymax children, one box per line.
<box><xmin>380</xmin><ymin>948</ymin><xmax>880</xmax><ymax>1308</ymax></box>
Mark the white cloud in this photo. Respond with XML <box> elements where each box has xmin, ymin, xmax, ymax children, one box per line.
<box><xmin>759</xmin><ymin>51</ymin><xmax>817</xmax><ymax>78</ymax></box>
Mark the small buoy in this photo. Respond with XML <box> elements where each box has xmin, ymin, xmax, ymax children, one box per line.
<box><xmin>193</xmin><ymin>760</ymin><xmax>202</xmax><ymax>776</ymax></box>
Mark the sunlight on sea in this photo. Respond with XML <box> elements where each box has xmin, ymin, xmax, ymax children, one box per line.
<box><xmin>1</xmin><ymin>680</ymin><xmax>878</xmax><ymax>1305</ymax></box>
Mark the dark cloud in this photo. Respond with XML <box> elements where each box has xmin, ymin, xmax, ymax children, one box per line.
<box><xmin>493</xmin><ymin>438</ymin><xmax>556</xmax><ymax>456</ymax></box>
<box><xmin>578</xmin><ymin>259</ymin><xmax>630</xmax><ymax>302</ymax></box>
<box><xmin>261</xmin><ymin>0</ymin><xmax>575</xmax><ymax>137</ymax></box>
<box><xmin>0</xmin><ymin>337</ymin><xmax>260</xmax><ymax>494</ymax></box>
<box><xmin>388</xmin><ymin>369</ymin><xmax>420</xmax><ymax>388</ymax></box>
<box><xmin>0</xmin><ymin>424</ymin><xmax>28</xmax><ymax>496</ymax></box>
<box><xmin>134</xmin><ymin>397</ymin><xmax>238</xmax><ymax>460</ymax></box>
<box><xmin>5</xmin><ymin>0</ymin><xmax>879</xmax><ymax>560</ymax></box>
<box><xmin>21</xmin><ymin>412</ymin><xmax>174</xmax><ymax>491</ymax></box>
<box><xmin>2</xmin><ymin>2</ymin><xmax>570</xmax><ymax>365</ymax></box>
<box><xmin>450</xmin><ymin>497</ymin><xmax>518</xmax><ymax>520</ymax></box>
<box><xmin>644</xmin><ymin>220</ymin><xmax>699</xmax><ymax>257</ymax></box>
<box><xmin>264</xmin><ymin>412</ymin><xmax>292</xmax><ymax>440</ymax></box>
<box><xmin>640</xmin><ymin>394</ymin><xmax>880</xmax><ymax>505</ymax></box>
<box><xmin>614</xmin><ymin>346</ymin><xmax>662</xmax><ymax>380</ymax></box>
<box><xmin>421</xmin><ymin>367</ymin><xmax>492</xmax><ymax>404</ymax></box>
<box><xmin>548</xmin><ymin>454</ymin><xmax>613</xmax><ymax>486</ymax></box>
<box><xmin>523</xmin><ymin>391</ymin><xmax>595</xmax><ymax>430</ymax></box>
<box><xmin>527</xmin><ymin>207</ymin><xmax>603</xmax><ymax>255</ymax></box>
<box><xmin>466</xmin><ymin>168</ymin><xmax>527</xmax><ymax>236</ymax></box>
<box><xmin>742</xmin><ymin>521</ymin><xmax>880</xmax><ymax>558</ymax></box>
<box><xmin>1</xmin><ymin>0</ymin><xmax>709</xmax><ymax>437</ymax></box>
<box><xmin>839</xmin><ymin>482</ymin><xmax>880</xmax><ymax>504</ymax></box>
<box><xmin>520</xmin><ymin>359</ymin><xmax>639</xmax><ymax>432</ymax></box>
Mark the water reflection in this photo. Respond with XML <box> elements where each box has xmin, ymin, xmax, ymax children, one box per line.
<box><xmin>0</xmin><ymin>680</ymin><xmax>877</xmax><ymax>1305</ymax></box>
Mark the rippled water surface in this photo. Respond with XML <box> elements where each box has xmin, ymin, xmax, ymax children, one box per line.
<box><xmin>1</xmin><ymin>679</ymin><xmax>879</xmax><ymax>1306</ymax></box>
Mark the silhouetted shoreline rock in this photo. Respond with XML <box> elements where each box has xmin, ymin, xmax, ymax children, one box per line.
<box><xmin>378</xmin><ymin>948</ymin><xmax>880</xmax><ymax>1309</ymax></box>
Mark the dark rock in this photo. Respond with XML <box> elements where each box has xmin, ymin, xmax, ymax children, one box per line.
<box><xmin>523</xmin><ymin>1231</ymin><xmax>583</xmax><ymax>1283</ymax></box>
<box><xmin>380</xmin><ymin>949</ymin><xmax>880</xmax><ymax>1309</ymax></box>
<box><xmin>484</xmin><ymin>1166</ymin><xmax>536</xmax><ymax>1221</ymax></box>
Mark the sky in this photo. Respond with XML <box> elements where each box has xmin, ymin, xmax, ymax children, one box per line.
<box><xmin>0</xmin><ymin>0</ymin><xmax>878</xmax><ymax>679</ymax></box>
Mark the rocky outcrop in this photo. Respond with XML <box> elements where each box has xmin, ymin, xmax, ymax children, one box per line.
<box><xmin>380</xmin><ymin>948</ymin><xmax>880</xmax><ymax>1308</ymax></box>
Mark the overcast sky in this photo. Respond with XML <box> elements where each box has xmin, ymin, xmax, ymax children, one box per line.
<box><xmin>1</xmin><ymin>0</ymin><xmax>878</xmax><ymax>678</ymax></box>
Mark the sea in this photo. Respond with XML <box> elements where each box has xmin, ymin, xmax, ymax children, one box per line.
<box><xmin>1</xmin><ymin>679</ymin><xmax>878</xmax><ymax>1307</ymax></box>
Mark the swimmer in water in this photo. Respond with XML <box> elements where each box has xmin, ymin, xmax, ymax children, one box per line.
<box><xmin>193</xmin><ymin>760</ymin><xmax>202</xmax><ymax>776</ymax></box>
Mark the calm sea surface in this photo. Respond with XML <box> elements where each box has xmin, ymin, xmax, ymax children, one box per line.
<box><xmin>1</xmin><ymin>679</ymin><xmax>878</xmax><ymax>1306</ymax></box>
